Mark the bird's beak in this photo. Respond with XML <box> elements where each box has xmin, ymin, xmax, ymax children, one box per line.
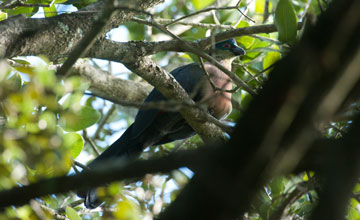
<box><xmin>232</xmin><ymin>47</ymin><xmax>246</xmax><ymax>56</ymax></box>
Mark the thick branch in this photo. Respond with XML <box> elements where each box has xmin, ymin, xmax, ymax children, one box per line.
<box><xmin>87</xmin><ymin>23</ymin><xmax>294</xmax><ymax>62</ymax></box>
<box><xmin>62</xmin><ymin>61</ymin><xmax>152</xmax><ymax>103</ymax></box>
<box><xmin>0</xmin><ymin>0</ymin><xmax>163</xmax><ymax>60</ymax></box>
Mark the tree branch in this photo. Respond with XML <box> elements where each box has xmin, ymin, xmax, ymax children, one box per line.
<box><xmin>0</xmin><ymin>149</ymin><xmax>200</xmax><ymax>208</ymax></box>
<box><xmin>0</xmin><ymin>0</ymin><xmax>163</xmax><ymax>59</ymax></box>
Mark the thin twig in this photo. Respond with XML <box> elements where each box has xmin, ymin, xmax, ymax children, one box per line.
<box><xmin>236</xmin><ymin>8</ymin><xmax>255</xmax><ymax>23</ymax></box>
<box><xmin>74</xmin><ymin>161</ymin><xmax>90</xmax><ymax>171</ymax></box>
<box><xmin>249</xmin><ymin>34</ymin><xmax>282</xmax><ymax>45</ymax></box>
<box><xmin>235</xmin><ymin>63</ymin><xmax>263</xmax><ymax>85</ymax></box>
<box><xmin>199</xmin><ymin>56</ymin><xmax>239</xmax><ymax>93</ymax></box>
<box><xmin>171</xmin><ymin>138</ymin><xmax>191</xmax><ymax>153</ymax></box>
<box><xmin>263</xmin><ymin>0</ymin><xmax>270</xmax><ymax>23</ymax></box>
<box><xmin>94</xmin><ymin>104</ymin><xmax>116</xmax><ymax>139</ymax></box>
<box><xmin>83</xmin><ymin>130</ymin><xmax>101</xmax><ymax>156</ymax></box>
<box><xmin>244</xmin><ymin>63</ymin><xmax>276</xmax><ymax>83</ymax></box>
<box><xmin>199</xmin><ymin>57</ymin><xmax>218</xmax><ymax>92</ymax></box>
<box><xmin>72</xmin><ymin>164</ymin><xmax>80</xmax><ymax>174</ymax></box>
<box><xmin>300</xmin><ymin>0</ymin><xmax>313</xmax><ymax>21</ymax></box>
<box><xmin>164</xmin><ymin>6</ymin><xmax>238</xmax><ymax>27</ymax></box>
<box><xmin>132</xmin><ymin>17</ymin><xmax>235</xmax><ymax>29</ymax></box>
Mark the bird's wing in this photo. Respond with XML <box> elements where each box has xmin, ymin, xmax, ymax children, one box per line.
<box><xmin>131</xmin><ymin>63</ymin><xmax>205</xmax><ymax>137</ymax></box>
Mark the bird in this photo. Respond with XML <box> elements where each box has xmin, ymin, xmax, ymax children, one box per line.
<box><xmin>78</xmin><ymin>38</ymin><xmax>246</xmax><ymax>208</ymax></box>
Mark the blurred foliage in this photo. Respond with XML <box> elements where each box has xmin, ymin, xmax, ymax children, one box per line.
<box><xmin>2</xmin><ymin>0</ymin><xmax>357</xmax><ymax>220</ymax></box>
<box><xmin>0</xmin><ymin>59</ymin><xmax>98</xmax><ymax>218</ymax></box>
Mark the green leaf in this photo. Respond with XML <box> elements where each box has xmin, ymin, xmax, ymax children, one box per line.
<box><xmin>240</xmin><ymin>93</ymin><xmax>252</xmax><ymax>109</ymax></box>
<box><xmin>0</xmin><ymin>11</ymin><xmax>7</xmax><ymax>21</ymax></box>
<box><xmin>263</xmin><ymin>45</ymin><xmax>281</xmax><ymax>74</ymax></box>
<box><xmin>63</xmin><ymin>76</ymin><xmax>91</xmax><ymax>92</ymax></box>
<box><xmin>65</xmin><ymin>206</ymin><xmax>82</xmax><ymax>220</ymax></box>
<box><xmin>114</xmin><ymin>199</ymin><xmax>141</xmax><ymax>220</ymax></box>
<box><xmin>62</xmin><ymin>93</ymin><xmax>83</xmax><ymax>110</ymax></box>
<box><xmin>43</xmin><ymin>4</ymin><xmax>57</xmax><ymax>17</ymax></box>
<box><xmin>270</xmin><ymin>176</ymin><xmax>284</xmax><ymax>198</ymax></box>
<box><xmin>54</xmin><ymin>0</ymin><xmax>68</xmax><ymax>3</ymax></box>
<box><xmin>5</xmin><ymin>6</ymin><xmax>38</xmax><ymax>17</ymax></box>
<box><xmin>7</xmin><ymin>73</ymin><xmax>22</xmax><ymax>90</ymax></box>
<box><xmin>12</xmin><ymin>59</ymin><xmax>30</xmax><ymax>65</ymax></box>
<box><xmin>256</xmin><ymin>0</ymin><xmax>265</xmax><ymax>13</ymax></box>
<box><xmin>35</xmin><ymin>65</ymin><xmax>56</xmax><ymax>87</ymax></box>
<box><xmin>348</xmin><ymin>199</ymin><xmax>360</xmax><ymax>220</ymax></box>
<box><xmin>274</xmin><ymin>0</ymin><xmax>297</xmax><ymax>45</ymax></box>
<box><xmin>39</xmin><ymin>111</ymin><xmax>57</xmax><ymax>131</ymax></box>
<box><xmin>243</xmin><ymin>39</ymin><xmax>270</xmax><ymax>60</ymax></box>
<box><xmin>353</xmin><ymin>183</ymin><xmax>360</xmax><ymax>193</ymax></box>
<box><xmin>191</xmin><ymin>0</ymin><xmax>215</xmax><ymax>10</ymax></box>
<box><xmin>60</xmin><ymin>106</ymin><xmax>100</xmax><ymax>132</ymax></box>
<box><xmin>236</xmin><ymin>21</ymin><xmax>255</xmax><ymax>49</ymax></box>
<box><xmin>63</xmin><ymin>133</ymin><xmax>84</xmax><ymax>158</ymax></box>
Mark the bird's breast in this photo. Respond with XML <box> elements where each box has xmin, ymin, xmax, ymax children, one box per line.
<box><xmin>201</xmin><ymin>75</ymin><xmax>233</xmax><ymax>119</ymax></box>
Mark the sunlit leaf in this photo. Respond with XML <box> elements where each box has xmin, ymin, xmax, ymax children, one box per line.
<box><xmin>191</xmin><ymin>0</ymin><xmax>215</xmax><ymax>10</ymax></box>
<box><xmin>54</xmin><ymin>0</ymin><xmax>68</xmax><ymax>4</ymax></box>
<box><xmin>114</xmin><ymin>199</ymin><xmax>141</xmax><ymax>220</ymax></box>
<box><xmin>263</xmin><ymin>45</ymin><xmax>281</xmax><ymax>74</ymax></box>
<box><xmin>236</xmin><ymin>21</ymin><xmax>255</xmax><ymax>49</ymax></box>
<box><xmin>63</xmin><ymin>76</ymin><xmax>91</xmax><ymax>93</ymax></box>
<box><xmin>108</xmin><ymin>182</ymin><xmax>123</xmax><ymax>197</ymax></box>
<box><xmin>274</xmin><ymin>0</ymin><xmax>297</xmax><ymax>44</ymax></box>
<box><xmin>60</xmin><ymin>106</ymin><xmax>100</xmax><ymax>132</ymax></box>
<box><xmin>12</xmin><ymin>59</ymin><xmax>30</xmax><ymax>65</ymax></box>
<box><xmin>5</xmin><ymin>6</ymin><xmax>38</xmax><ymax>17</ymax></box>
<box><xmin>13</xmin><ymin>66</ymin><xmax>35</xmax><ymax>75</ymax></box>
<box><xmin>348</xmin><ymin>199</ymin><xmax>360</xmax><ymax>220</ymax></box>
<box><xmin>353</xmin><ymin>183</ymin><xmax>360</xmax><ymax>193</ymax></box>
<box><xmin>43</xmin><ymin>4</ymin><xmax>57</xmax><ymax>17</ymax></box>
<box><xmin>0</xmin><ymin>11</ymin><xmax>7</xmax><ymax>21</ymax></box>
<box><xmin>85</xmin><ymin>96</ymin><xmax>97</xmax><ymax>107</ymax></box>
<box><xmin>66</xmin><ymin>206</ymin><xmax>82</xmax><ymax>220</ymax></box>
<box><xmin>244</xmin><ymin>39</ymin><xmax>270</xmax><ymax>60</ymax></box>
<box><xmin>62</xmin><ymin>93</ymin><xmax>83</xmax><ymax>111</ymax></box>
<box><xmin>63</xmin><ymin>133</ymin><xmax>84</xmax><ymax>158</ymax></box>
<box><xmin>35</xmin><ymin>65</ymin><xmax>56</xmax><ymax>88</ymax></box>
<box><xmin>256</xmin><ymin>0</ymin><xmax>265</xmax><ymax>13</ymax></box>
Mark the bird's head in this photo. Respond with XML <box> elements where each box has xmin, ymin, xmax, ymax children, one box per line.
<box><xmin>209</xmin><ymin>38</ymin><xmax>246</xmax><ymax>62</ymax></box>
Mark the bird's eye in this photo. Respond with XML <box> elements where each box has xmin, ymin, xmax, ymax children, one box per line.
<box><xmin>223</xmin><ymin>43</ymin><xmax>231</xmax><ymax>48</ymax></box>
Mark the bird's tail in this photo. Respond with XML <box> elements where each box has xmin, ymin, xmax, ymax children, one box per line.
<box><xmin>77</xmin><ymin>124</ymin><xmax>143</xmax><ymax>208</ymax></box>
